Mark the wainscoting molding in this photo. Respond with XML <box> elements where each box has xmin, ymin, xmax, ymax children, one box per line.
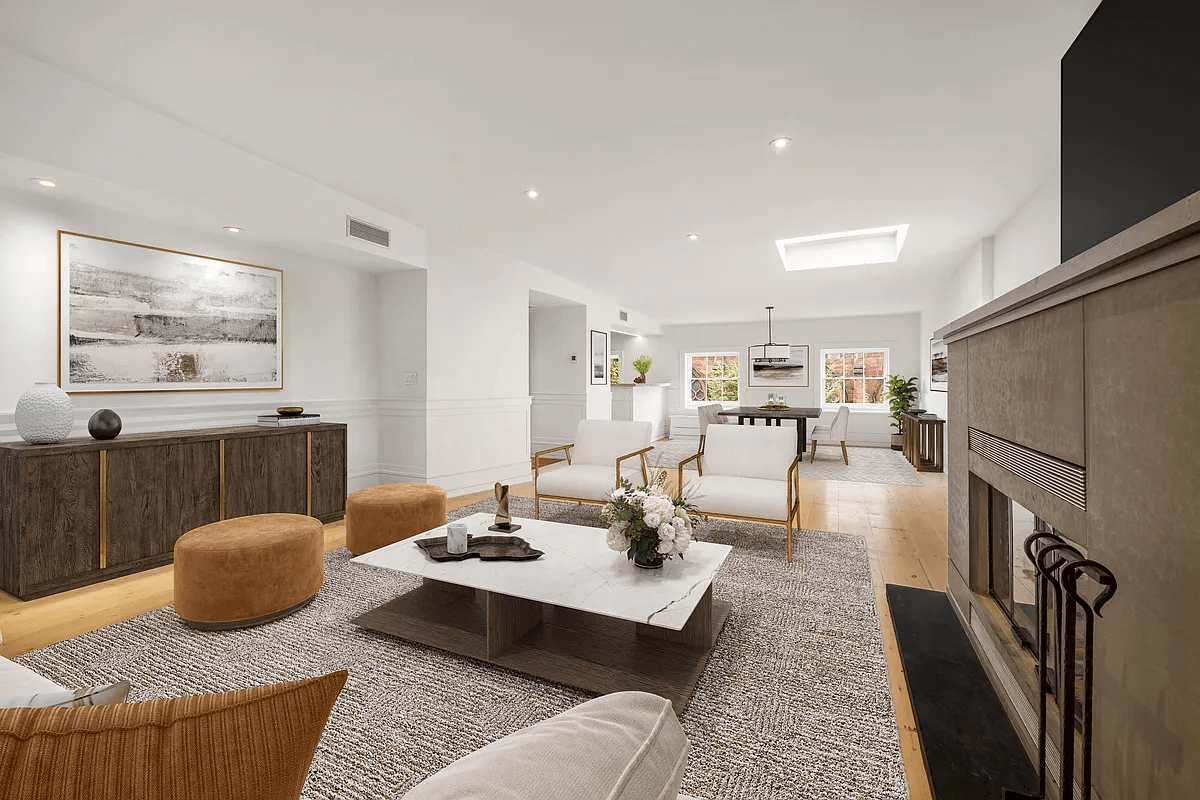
<box><xmin>0</xmin><ymin>394</ymin><xmax>542</xmax><ymax>500</ymax></box>
<box><xmin>530</xmin><ymin>392</ymin><xmax>586</xmax><ymax>454</ymax></box>
<box><xmin>426</xmin><ymin>396</ymin><xmax>533</xmax><ymax>497</ymax></box>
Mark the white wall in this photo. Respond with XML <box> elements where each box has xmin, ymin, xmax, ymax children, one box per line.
<box><xmin>376</xmin><ymin>269</ymin><xmax>428</xmax><ymax>486</ymax></box>
<box><xmin>418</xmin><ymin>238</ymin><xmax>533</xmax><ymax>494</ymax></box>
<box><xmin>655</xmin><ymin>313</ymin><xmax>922</xmax><ymax>447</ymax></box>
<box><xmin>529</xmin><ymin>304</ymin><xmax>587</xmax><ymax>452</ymax></box>
<box><xmin>993</xmin><ymin>167</ymin><xmax>1061</xmax><ymax>297</ymax></box>
<box><xmin>920</xmin><ymin>166</ymin><xmax>1061</xmax><ymax>422</ymax></box>
<box><xmin>920</xmin><ymin>241</ymin><xmax>990</xmax><ymax>419</ymax></box>
<box><xmin>0</xmin><ymin>187</ymin><xmax>383</xmax><ymax>491</ymax></box>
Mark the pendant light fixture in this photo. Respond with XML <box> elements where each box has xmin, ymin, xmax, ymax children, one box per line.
<box><xmin>750</xmin><ymin>306</ymin><xmax>791</xmax><ymax>362</ymax></box>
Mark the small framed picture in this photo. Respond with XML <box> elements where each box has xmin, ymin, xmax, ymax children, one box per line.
<box><xmin>930</xmin><ymin>338</ymin><xmax>948</xmax><ymax>392</ymax></box>
<box><xmin>590</xmin><ymin>330</ymin><xmax>609</xmax><ymax>385</ymax></box>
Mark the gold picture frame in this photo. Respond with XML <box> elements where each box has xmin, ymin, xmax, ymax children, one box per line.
<box><xmin>58</xmin><ymin>231</ymin><xmax>284</xmax><ymax>394</ymax></box>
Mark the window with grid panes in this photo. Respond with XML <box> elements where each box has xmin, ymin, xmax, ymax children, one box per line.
<box><xmin>686</xmin><ymin>352</ymin><xmax>739</xmax><ymax>406</ymax></box>
<box><xmin>820</xmin><ymin>348</ymin><xmax>889</xmax><ymax>408</ymax></box>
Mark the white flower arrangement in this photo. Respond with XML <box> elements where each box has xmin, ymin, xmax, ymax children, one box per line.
<box><xmin>600</xmin><ymin>477</ymin><xmax>700</xmax><ymax>566</ymax></box>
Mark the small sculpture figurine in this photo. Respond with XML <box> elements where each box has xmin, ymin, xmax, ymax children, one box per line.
<box><xmin>489</xmin><ymin>482</ymin><xmax>522</xmax><ymax>533</ymax></box>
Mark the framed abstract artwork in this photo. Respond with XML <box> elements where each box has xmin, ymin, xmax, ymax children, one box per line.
<box><xmin>748</xmin><ymin>344</ymin><xmax>809</xmax><ymax>387</ymax></box>
<box><xmin>58</xmin><ymin>232</ymin><xmax>284</xmax><ymax>393</ymax></box>
<box><xmin>930</xmin><ymin>338</ymin><xmax>948</xmax><ymax>392</ymax></box>
<box><xmin>590</xmin><ymin>329</ymin><xmax>609</xmax><ymax>385</ymax></box>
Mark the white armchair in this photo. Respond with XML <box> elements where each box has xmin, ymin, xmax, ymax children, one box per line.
<box><xmin>696</xmin><ymin>403</ymin><xmax>726</xmax><ymax>454</ymax></box>
<box><xmin>677</xmin><ymin>424</ymin><xmax>801</xmax><ymax>561</ymax></box>
<box><xmin>810</xmin><ymin>406</ymin><xmax>850</xmax><ymax>464</ymax></box>
<box><xmin>533</xmin><ymin>420</ymin><xmax>654</xmax><ymax>519</ymax></box>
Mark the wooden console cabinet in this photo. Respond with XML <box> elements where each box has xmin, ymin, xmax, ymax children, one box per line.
<box><xmin>0</xmin><ymin>424</ymin><xmax>347</xmax><ymax>600</ymax></box>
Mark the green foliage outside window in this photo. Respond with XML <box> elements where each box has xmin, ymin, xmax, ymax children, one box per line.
<box><xmin>690</xmin><ymin>354</ymin><xmax>739</xmax><ymax>403</ymax></box>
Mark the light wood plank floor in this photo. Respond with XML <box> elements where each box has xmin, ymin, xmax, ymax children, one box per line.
<box><xmin>0</xmin><ymin>461</ymin><xmax>947</xmax><ymax>800</ymax></box>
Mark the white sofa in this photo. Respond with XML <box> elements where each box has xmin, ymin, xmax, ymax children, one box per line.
<box><xmin>677</xmin><ymin>424</ymin><xmax>801</xmax><ymax>561</ymax></box>
<box><xmin>404</xmin><ymin>690</ymin><xmax>692</xmax><ymax>800</ymax></box>
<box><xmin>533</xmin><ymin>420</ymin><xmax>654</xmax><ymax>518</ymax></box>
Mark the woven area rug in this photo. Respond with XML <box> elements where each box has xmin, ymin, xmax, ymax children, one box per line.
<box><xmin>646</xmin><ymin>438</ymin><xmax>923</xmax><ymax>486</ymax></box>
<box><xmin>18</xmin><ymin>498</ymin><xmax>909</xmax><ymax>800</ymax></box>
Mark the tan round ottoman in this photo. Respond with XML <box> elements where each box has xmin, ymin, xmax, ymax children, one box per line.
<box><xmin>346</xmin><ymin>483</ymin><xmax>447</xmax><ymax>556</ymax></box>
<box><xmin>173</xmin><ymin>513</ymin><xmax>325</xmax><ymax>630</ymax></box>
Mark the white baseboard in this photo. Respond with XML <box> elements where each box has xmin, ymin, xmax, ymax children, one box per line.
<box><xmin>428</xmin><ymin>461</ymin><xmax>534</xmax><ymax>498</ymax></box>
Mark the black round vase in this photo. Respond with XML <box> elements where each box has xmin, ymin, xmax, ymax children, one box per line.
<box><xmin>633</xmin><ymin>550</ymin><xmax>665</xmax><ymax>570</ymax></box>
<box><xmin>88</xmin><ymin>409</ymin><xmax>122</xmax><ymax>440</ymax></box>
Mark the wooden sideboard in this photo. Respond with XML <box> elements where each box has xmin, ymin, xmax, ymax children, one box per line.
<box><xmin>0</xmin><ymin>424</ymin><xmax>347</xmax><ymax>600</ymax></box>
<box><xmin>901</xmin><ymin>412</ymin><xmax>945</xmax><ymax>473</ymax></box>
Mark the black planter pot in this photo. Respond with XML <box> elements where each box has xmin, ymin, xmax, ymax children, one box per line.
<box><xmin>633</xmin><ymin>550</ymin><xmax>665</xmax><ymax>569</ymax></box>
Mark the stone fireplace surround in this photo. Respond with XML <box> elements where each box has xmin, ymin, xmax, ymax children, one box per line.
<box><xmin>934</xmin><ymin>192</ymin><xmax>1200</xmax><ymax>800</ymax></box>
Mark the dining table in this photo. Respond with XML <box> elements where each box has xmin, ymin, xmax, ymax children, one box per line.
<box><xmin>717</xmin><ymin>406</ymin><xmax>823</xmax><ymax>454</ymax></box>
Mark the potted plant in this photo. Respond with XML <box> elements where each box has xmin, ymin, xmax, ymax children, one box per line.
<box><xmin>632</xmin><ymin>354</ymin><xmax>653</xmax><ymax>383</ymax></box>
<box><xmin>601</xmin><ymin>477</ymin><xmax>700</xmax><ymax>569</ymax></box>
<box><xmin>885</xmin><ymin>375</ymin><xmax>919</xmax><ymax>451</ymax></box>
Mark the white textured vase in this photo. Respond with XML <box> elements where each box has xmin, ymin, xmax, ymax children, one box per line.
<box><xmin>15</xmin><ymin>382</ymin><xmax>75</xmax><ymax>444</ymax></box>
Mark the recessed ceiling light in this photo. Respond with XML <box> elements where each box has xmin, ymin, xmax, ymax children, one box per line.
<box><xmin>524</xmin><ymin>189</ymin><xmax>539</xmax><ymax>199</ymax></box>
<box><xmin>30</xmin><ymin>178</ymin><xmax>56</xmax><ymax>188</ymax></box>
<box><xmin>223</xmin><ymin>226</ymin><xmax>244</xmax><ymax>233</ymax></box>
<box><xmin>769</xmin><ymin>137</ymin><xmax>791</xmax><ymax>150</ymax></box>
<box><xmin>686</xmin><ymin>233</ymin><xmax>699</xmax><ymax>241</ymax></box>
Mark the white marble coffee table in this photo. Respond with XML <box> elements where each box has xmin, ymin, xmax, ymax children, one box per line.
<box><xmin>351</xmin><ymin>512</ymin><xmax>732</xmax><ymax>710</ymax></box>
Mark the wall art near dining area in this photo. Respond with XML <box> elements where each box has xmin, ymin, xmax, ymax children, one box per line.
<box><xmin>930</xmin><ymin>338</ymin><xmax>948</xmax><ymax>392</ymax></box>
<box><xmin>58</xmin><ymin>232</ymin><xmax>283</xmax><ymax>393</ymax></box>
<box><xmin>748</xmin><ymin>344</ymin><xmax>809</xmax><ymax>387</ymax></box>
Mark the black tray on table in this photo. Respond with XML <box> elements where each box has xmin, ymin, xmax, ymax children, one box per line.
<box><xmin>414</xmin><ymin>535</ymin><xmax>544</xmax><ymax>562</ymax></box>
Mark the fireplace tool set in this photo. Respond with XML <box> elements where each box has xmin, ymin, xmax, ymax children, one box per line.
<box><xmin>1004</xmin><ymin>531</ymin><xmax>1117</xmax><ymax>800</ymax></box>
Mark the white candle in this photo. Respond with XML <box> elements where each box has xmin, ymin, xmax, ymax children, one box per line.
<box><xmin>446</xmin><ymin>522</ymin><xmax>469</xmax><ymax>554</ymax></box>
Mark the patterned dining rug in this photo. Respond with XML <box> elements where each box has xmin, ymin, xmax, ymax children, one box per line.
<box><xmin>17</xmin><ymin>498</ymin><xmax>909</xmax><ymax>800</ymax></box>
<box><xmin>645</xmin><ymin>437</ymin><xmax>923</xmax><ymax>486</ymax></box>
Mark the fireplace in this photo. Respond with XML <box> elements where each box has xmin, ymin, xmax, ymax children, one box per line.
<box><xmin>984</xmin><ymin>485</ymin><xmax>1087</xmax><ymax>723</ymax></box>
<box><xmin>987</xmin><ymin>488</ymin><xmax>1048</xmax><ymax>654</ymax></box>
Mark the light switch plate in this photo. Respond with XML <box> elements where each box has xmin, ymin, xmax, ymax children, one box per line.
<box><xmin>404</xmin><ymin>372</ymin><xmax>418</xmax><ymax>385</ymax></box>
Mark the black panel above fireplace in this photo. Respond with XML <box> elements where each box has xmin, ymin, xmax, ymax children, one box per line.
<box><xmin>1061</xmin><ymin>0</ymin><xmax>1200</xmax><ymax>262</ymax></box>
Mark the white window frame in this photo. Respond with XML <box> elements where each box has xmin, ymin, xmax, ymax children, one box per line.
<box><xmin>819</xmin><ymin>347</ymin><xmax>890</xmax><ymax>410</ymax></box>
<box><xmin>684</xmin><ymin>351</ymin><xmax>741</xmax><ymax>408</ymax></box>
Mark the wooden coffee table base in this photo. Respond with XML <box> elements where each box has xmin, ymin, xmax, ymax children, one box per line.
<box><xmin>352</xmin><ymin>577</ymin><xmax>731</xmax><ymax>712</ymax></box>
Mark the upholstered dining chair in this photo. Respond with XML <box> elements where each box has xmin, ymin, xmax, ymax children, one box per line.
<box><xmin>696</xmin><ymin>403</ymin><xmax>726</xmax><ymax>454</ymax></box>
<box><xmin>810</xmin><ymin>406</ymin><xmax>851</xmax><ymax>464</ymax></box>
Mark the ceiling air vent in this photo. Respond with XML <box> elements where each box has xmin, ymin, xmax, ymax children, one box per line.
<box><xmin>619</xmin><ymin>310</ymin><xmax>629</xmax><ymax>322</ymax></box>
<box><xmin>346</xmin><ymin>216</ymin><xmax>391</xmax><ymax>248</ymax></box>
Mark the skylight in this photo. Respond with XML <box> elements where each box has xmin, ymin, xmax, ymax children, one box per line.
<box><xmin>775</xmin><ymin>224</ymin><xmax>909</xmax><ymax>271</ymax></box>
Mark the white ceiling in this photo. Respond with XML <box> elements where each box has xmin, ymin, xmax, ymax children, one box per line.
<box><xmin>0</xmin><ymin>1</ymin><xmax>1098</xmax><ymax>324</ymax></box>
